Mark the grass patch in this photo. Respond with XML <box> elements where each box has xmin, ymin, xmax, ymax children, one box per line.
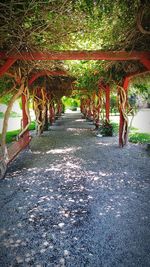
<box><xmin>0</xmin><ymin>121</ymin><xmax>36</xmax><ymax>143</ymax></box>
<box><xmin>129</xmin><ymin>132</ymin><xmax>150</xmax><ymax>144</ymax></box>
<box><xmin>0</xmin><ymin>112</ymin><xmax>21</xmax><ymax>118</ymax></box>
<box><xmin>5</xmin><ymin>129</ymin><xmax>20</xmax><ymax>143</ymax></box>
<box><xmin>0</xmin><ymin>112</ymin><xmax>4</xmax><ymax>118</ymax></box>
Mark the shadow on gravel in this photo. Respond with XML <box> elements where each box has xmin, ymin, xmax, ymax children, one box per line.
<box><xmin>0</xmin><ymin>113</ymin><xmax>150</xmax><ymax>266</ymax></box>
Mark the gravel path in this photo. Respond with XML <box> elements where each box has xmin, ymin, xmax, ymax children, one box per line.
<box><xmin>0</xmin><ymin>112</ymin><xmax>150</xmax><ymax>267</ymax></box>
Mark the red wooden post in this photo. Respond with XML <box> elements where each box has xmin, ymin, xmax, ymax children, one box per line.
<box><xmin>44</xmin><ymin>104</ymin><xmax>48</xmax><ymax>130</ymax></box>
<box><xmin>49</xmin><ymin>104</ymin><xmax>53</xmax><ymax>125</ymax></box>
<box><xmin>57</xmin><ymin>100</ymin><xmax>62</xmax><ymax>116</ymax></box>
<box><xmin>91</xmin><ymin>92</ymin><xmax>96</xmax><ymax>122</ymax></box>
<box><xmin>81</xmin><ymin>98</ymin><xmax>86</xmax><ymax>117</ymax></box>
<box><xmin>105</xmin><ymin>84</ymin><xmax>110</xmax><ymax>122</ymax></box>
<box><xmin>85</xmin><ymin>99</ymin><xmax>88</xmax><ymax>118</ymax></box>
<box><xmin>80</xmin><ymin>98</ymin><xmax>83</xmax><ymax>113</ymax></box>
<box><xmin>22</xmin><ymin>93</ymin><xmax>28</xmax><ymax>128</ymax></box>
<box><xmin>87</xmin><ymin>98</ymin><xmax>92</xmax><ymax>120</ymax></box>
<box><xmin>119</xmin><ymin>78</ymin><xmax>129</xmax><ymax>147</ymax></box>
<box><xmin>95</xmin><ymin>89</ymin><xmax>101</xmax><ymax>129</ymax></box>
<box><xmin>22</xmin><ymin>93</ymin><xmax>30</xmax><ymax>140</ymax></box>
<box><xmin>52</xmin><ymin>103</ymin><xmax>55</xmax><ymax>123</ymax></box>
<box><xmin>49</xmin><ymin>102</ymin><xmax>55</xmax><ymax>125</ymax></box>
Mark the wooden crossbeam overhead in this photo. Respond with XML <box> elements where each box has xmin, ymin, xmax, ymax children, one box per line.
<box><xmin>1</xmin><ymin>50</ymin><xmax>150</xmax><ymax>78</ymax></box>
<box><xmin>0</xmin><ymin>50</ymin><xmax>149</xmax><ymax>61</ymax></box>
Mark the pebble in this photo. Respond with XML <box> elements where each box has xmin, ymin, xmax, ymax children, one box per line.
<box><xmin>42</xmin><ymin>233</ymin><xmax>47</xmax><ymax>237</ymax></box>
<box><xmin>40</xmin><ymin>248</ymin><xmax>46</xmax><ymax>253</ymax></box>
<box><xmin>64</xmin><ymin>250</ymin><xmax>70</xmax><ymax>256</ymax></box>
<box><xmin>43</xmin><ymin>241</ymin><xmax>49</xmax><ymax>246</ymax></box>
<box><xmin>16</xmin><ymin>256</ymin><xmax>23</xmax><ymax>263</ymax></box>
<box><xmin>58</xmin><ymin>223</ymin><xmax>65</xmax><ymax>228</ymax></box>
<box><xmin>59</xmin><ymin>257</ymin><xmax>65</xmax><ymax>265</ymax></box>
<box><xmin>25</xmin><ymin>257</ymin><xmax>31</xmax><ymax>263</ymax></box>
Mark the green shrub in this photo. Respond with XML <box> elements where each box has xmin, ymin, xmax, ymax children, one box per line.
<box><xmin>129</xmin><ymin>132</ymin><xmax>150</xmax><ymax>144</ymax></box>
<box><xmin>28</xmin><ymin>121</ymin><xmax>36</xmax><ymax>130</ymax></box>
<box><xmin>99</xmin><ymin>121</ymin><xmax>113</xmax><ymax>136</ymax></box>
<box><xmin>111</xmin><ymin>122</ymin><xmax>119</xmax><ymax>135</ymax></box>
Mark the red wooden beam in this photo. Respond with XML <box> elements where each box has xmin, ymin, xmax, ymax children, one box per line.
<box><xmin>8</xmin><ymin>132</ymin><xmax>31</xmax><ymax>163</ymax></box>
<box><xmin>0</xmin><ymin>132</ymin><xmax>31</xmax><ymax>164</ymax></box>
<box><xmin>22</xmin><ymin>93</ymin><xmax>29</xmax><ymax>129</ymax></box>
<box><xmin>0</xmin><ymin>51</ymin><xmax>149</xmax><ymax>78</ymax></box>
<box><xmin>105</xmin><ymin>85</ymin><xmax>110</xmax><ymax>121</ymax></box>
<box><xmin>0</xmin><ymin>50</ymin><xmax>149</xmax><ymax>61</ymax></box>
<box><xmin>29</xmin><ymin>70</ymin><xmax>67</xmax><ymax>86</ymax></box>
<box><xmin>0</xmin><ymin>58</ymin><xmax>16</xmax><ymax>77</ymax></box>
<box><xmin>123</xmin><ymin>70</ymin><xmax>150</xmax><ymax>87</ymax></box>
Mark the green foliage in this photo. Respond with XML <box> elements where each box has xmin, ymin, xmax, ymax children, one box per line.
<box><xmin>62</xmin><ymin>96</ymin><xmax>80</xmax><ymax>110</ymax></box>
<box><xmin>126</xmin><ymin>76</ymin><xmax>150</xmax><ymax>109</ymax></box>
<box><xmin>129</xmin><ymin>132</ymin><xmax>150</xmax><ymax>144</ymax></box>
<box><xmin>0</xmin><ymin>94</ymin><xmax>13</xmax><ymax>105</ymax></box>
<box><xmin>67</xmin><ymin>60</ymin><xmax>106</xmax><ymax>93</ymax></box>
<box><xmin>0</xmin><ymin>76</ymin><xmax>14</xmax><ymax>103</ymax></box>
<box><xmin>110</xmin><ymin>95</ymin><xmax>118</xmax><ymax>114</ymax></box>
<box><xmin>0</xmin><ymin>0</ymin><xmax>143</xmax><ymax>53</ymax></box>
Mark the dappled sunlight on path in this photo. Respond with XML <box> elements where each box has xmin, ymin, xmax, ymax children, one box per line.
<box><xmin>0</xmin><ymin>112</ymin><xmax>150</xmax><ymax>266</ymax></box>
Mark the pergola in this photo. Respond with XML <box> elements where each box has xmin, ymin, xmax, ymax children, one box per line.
<box><xmin>0</xmin><ymin>50</ymin><xmax>150</xmax><ymax>178</ymax></box>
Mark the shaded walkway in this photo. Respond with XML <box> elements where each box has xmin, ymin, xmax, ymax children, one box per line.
<box><xmin>0</xmin><ymin>112</ymin><xmax>150</xmax><ymax>266</ymax></box>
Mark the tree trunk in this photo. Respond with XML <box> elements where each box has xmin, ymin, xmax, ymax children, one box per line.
<box><xmin>1</xmin><ymin>79</ymin><xmax>25</xmax><ymax>163</ymax></box>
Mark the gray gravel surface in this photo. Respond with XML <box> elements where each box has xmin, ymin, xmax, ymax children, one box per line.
<box><xmin>0</xmin><ymin>112</ymin><xmax>150</xmax><ymax>267</ymax></box>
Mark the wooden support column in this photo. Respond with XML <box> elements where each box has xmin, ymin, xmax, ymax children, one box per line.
<box><xmin>80</xmin><ymin>98</ymin><xmax>83</xmax><ymax>114</ymax></box>
<box><xmin>95</xmin><ymin>89</ymin><xmax>101</xmax><ymax>129</ymax></box>
<box><xmin>87</xmin><ymin>98</ymin><xmax>92</xmax><ymax>120</ymax></box>
<box><xmin>44</xmin><ymin>104</ymin><xmax>48</xmax><ymax>130</ymax></box>
<box><xmin>81</xmin><ymin>98</ymin><xmax>86</xmax><ymax>118</ymax></box>
<box><xmin>22</xmin><ymin>93</ymin><xmax>28</xmax><ymax>129</ymax></box>
<box><xmin>85</xmin><ymin>99</ymin><xmax>89</xmax><ymax>118</ymax></box>
<box><xmin>92</xmin><ymin>92</ymin><xmax>96</xmax><ymax>123</ymax></box>
<box><xmin>105</xmin><ymin>85</ymin><xmax>110</xmax><ymax>122</ymax></box>
<box><xmin>22</xmin><ymin>93</ymin><xmax>29</xmax><ymax>141</ymax></box>
<box><xmin>49</xmin><ymin>102</ymin><xmax>55</xmax><ymax>125</ymax></box>
<box><xmin>119</xmin><ymin>78</ymin><xmax>129</xmax><ymax>147</ymax></box>
<box><xmin>56</xmin><ymin>100</ymin><xmax>62</xmax><ymax>117</ymax></box>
